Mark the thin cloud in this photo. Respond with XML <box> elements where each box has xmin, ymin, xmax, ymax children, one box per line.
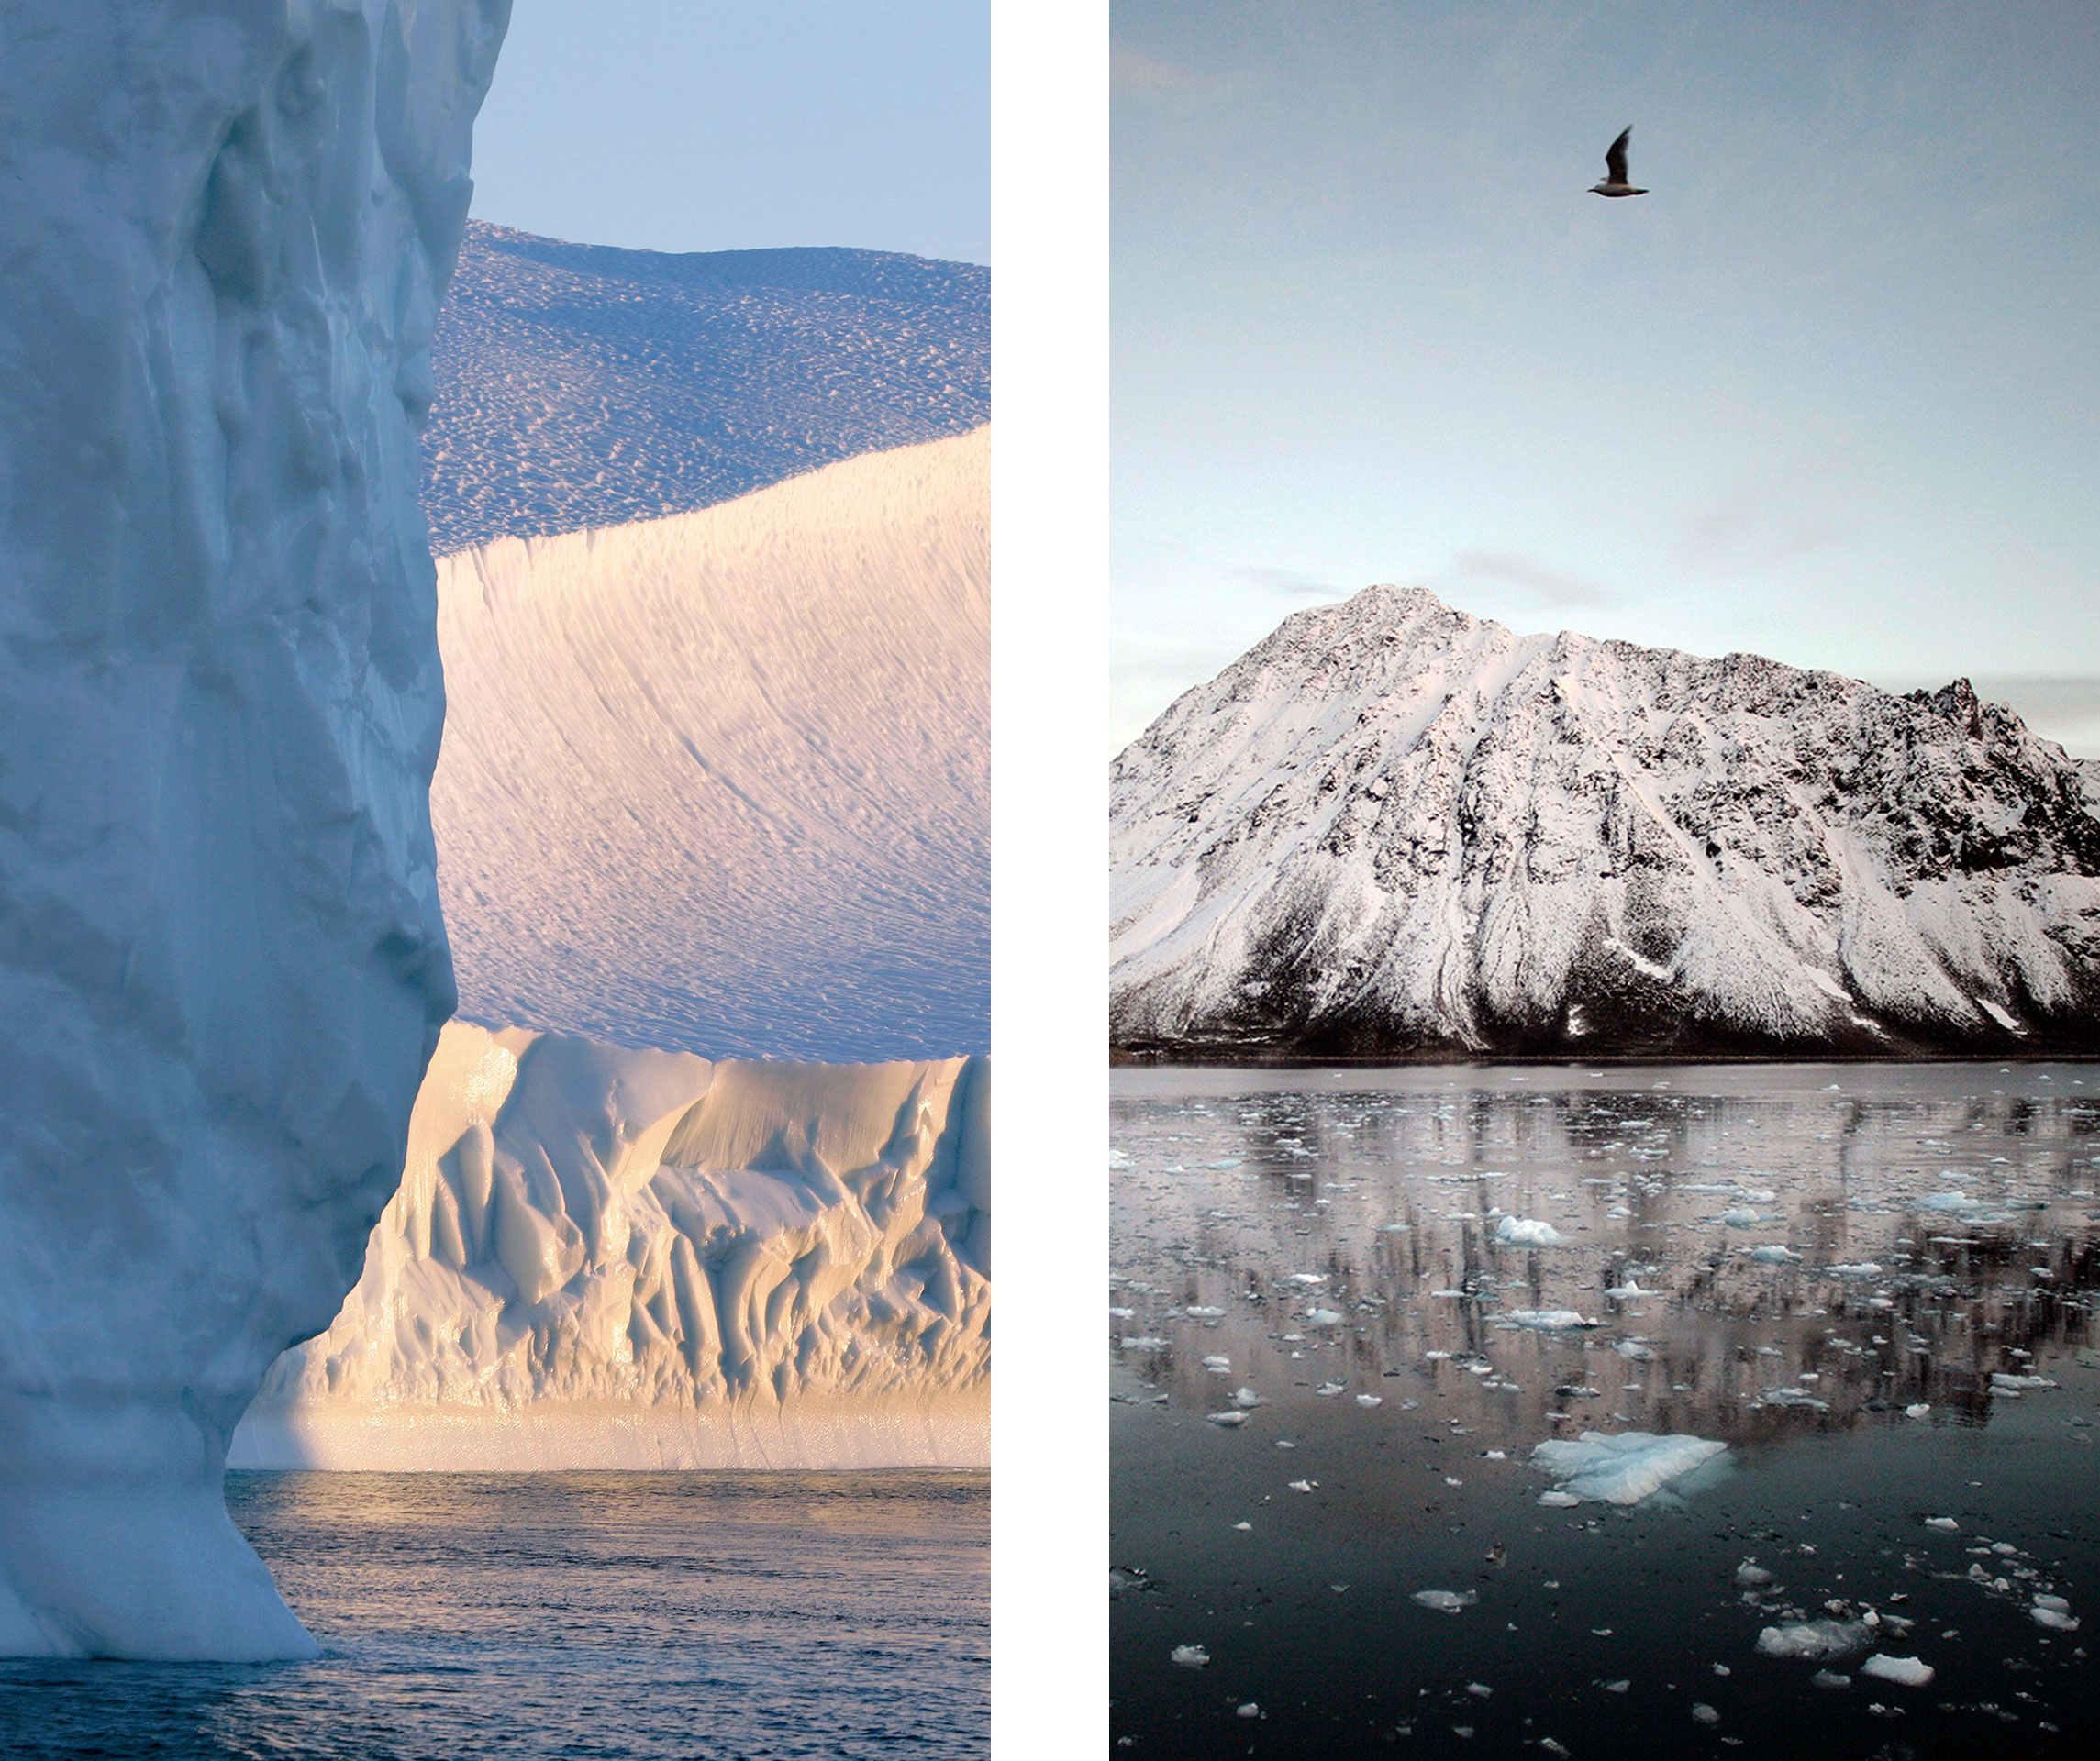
<box><xmin>1450</xmin><ymin>548</ymin><xmax>1615</xmax><ymax>609</ymax></box>
<box><xmin>1234</xmin><ymin>564</ymin><xmax>1342</xmax><ymax>601</ymax></box>
<box><xmin>1111</xmin><ymin>45</ymin><xmax>1244</xmax><ymax>102</ymax></box>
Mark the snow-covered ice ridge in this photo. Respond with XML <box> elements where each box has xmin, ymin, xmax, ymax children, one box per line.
<box><xmin>431</xmin><ymin>428</ymin><xmax>989</xmax><ymax>1060</ymax></box>
<box><xmin>421</xmin><ymin>220</ymin><xmax>990</xmax><ymax>554</ymax></box>
<box><xmin>1111</xmin><ymin>585</ymin><xmax>2100</xmax><ymax>1057</ymax></box>
<box><xmin>0</xmin><ymin>1</ymin><xmax>505</xmax><ymax>1659</ymax></box>
<box><xmin>232</xmin><ymin>1023</ymin><xmax>989</xmax><ymax>1470</ymax></box>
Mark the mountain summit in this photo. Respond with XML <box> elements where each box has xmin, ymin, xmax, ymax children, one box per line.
<box><xmin>1110</xmin><ymin>585</ymin><xmax>2100</xmax><ymax>1058</ymax></box>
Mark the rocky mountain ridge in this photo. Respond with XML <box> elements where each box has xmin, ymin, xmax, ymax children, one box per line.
<box><xmin>1110</xmin><ymin>586</ymin><xmax>2100</xmax><ymax>1058</ymax></box>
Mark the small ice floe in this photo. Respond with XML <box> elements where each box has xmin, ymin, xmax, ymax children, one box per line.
<box><xmin>2032</xmin><ymin>1595</ymin><xmax>2080</xmax><ymax>1632</ymax></box>
<box><xmin>1288</xmin><ymin>1479</ymin><xmax>1317</xmax><ymax>1493</ymax></box>
<box><xmin>1598</xmin><ymin>1679</ymin><xmax>1630</xmax><ymax>1694</ymax></box>
<box><xmin>1235</xmin><ymin>1703</ymin><xmax>1260</xmax><ymax>1720</ymax></box>
<box><xmin>1505</xmin><ymin>1310</ymin><xmax>1596</xmax><ymax>1332</ymax></box>
<box><xmin>1187</xmin><ymin>1305</ymin><xmax>1226</xmax><ymax>1319</ymax></box>
<box><xmin>1734</xmin><ymin>1560</ymin><xmax>1773</xmax><ymax>1588</ymax></box>
<box><xmin>1991</xmin><ymin>1372</ymin><xmax>2059</xmax><ymax>1393</ymax></box>
<box><xmin>1691</xmin><ymin>1703</ymin><xmax>1719</xmax><ymax>1726</ymax></box>
<box><xmin>1494</xmin><ymin>1216</ymin><xmax>1564</xmax><ymax>1246</ymax></box>
<box><xmin>1757</xmin><ymin>1621</ymin><xmax>1870</xmax><ymax>1661</ymax></box>
<box><xmin>1202</xmin><ymin>1354</ymin><xmax>1232</xmax><ymax>1374</ymax></box>
<box><xmin>1757</xmin><ymin>1386</ymin><xmax>1830</xmax><ymax>1412</ymax></box>
<box><xmin>1206</xmin><ymin>1411</ymin><xmax>1248</xmax><ymax>1427</ymax></box>
<box><xmin>1604</xmin><ymin>1279</ymin><xmax>1649</xmax><ymax>1299</ymax></box>
<box><xmin>1905</xmin><ymin>1403</ymin><xmax>1931</xmax><ymax>1419</ymax></box>
<box><xmin>1465</xmin><ymin>1682</ymin><xmax>1492</xmax><ymax>1699</ymax></box>
<box><xmin>1539</xmin><ymin>1490</ymin><xmax>1582</xmax><ymax>1508</ymax></box>
<box><xmin>1355</xmin><ymin>1393</ymin><xmax>1383</xmax><ymax>1407</ymax></box>
<box><xmin>1826</xmin><ymin>1263</ymin><xmax>1883</xmax><ymax>1277</ymax></box>
<box><xmin>1119</xmin><ymin>1335</ymin><xmax>1168</xmax><ymax>1350</ymax></box>
<box><xmin>1615</xmin><ymin>1340</ymin><xmax>1655</xmax><ymax>1362</ymax></box>
<box><xmin>1923</xmin><ymin>1516</ymin><xmax>1960</xmax><ymax>1532</ymax></box>
<box><xmin>1305</xmin><ymin>1308</ymin><xmax>1346</xmax><ymax>1326</ymax></box>
<box><xmin>1750</xmin><ymin>1245</ymin><xmax>1803</xmax><ymax>1265</ymax></box>
<box><xmin>1231</xmin><ymin>1387</ymin><xmax>1263</xmax><ymax>1409</ymax></box>
<box><xmin>1811</xmin><ymin>1670</ymin><xmax>1850</xmax><ymax>1689</ymax></box>
<box><xmin>1530</xmin><ymin>1431</ymin><xmax>1728</xmax><ymax>1505</ymax></box>
<box><xmin>1315</xmin><ymin>1380</ymin><xmax>1347</xmax><ymax>1398</ymax></box>
<box><xmin>1858</xmin><ymin>1654</ymin><xmax>1933</xmax><ymax>1688</ymax></box>
<box><xmin>1231</xmin><ymin>1521</ymin><xmax>1252</xmax><ymax>1532</ymax></box>
<box><xmin>1540</xmin><ymin>1741</ymin><xmax>1570</xmax><ymax>1759</ymax></box>
<box><xmin>1718</xmin><ymin>1208</ymin><xmax>1760</xmax><ymax>1228</ymax></box>
<box><xmin>1288</xmin><ymin>1273</ymin><xmax>1328</xmax><ymax>1286</ymax></box>
<box><xmin>1412</xmin><ymin>1589</ymin><xmax>1478</xmax><ymax>1613</ymax></box>
<box><xmin>1170</xmin><ymin>1644</ymin><xmax>1210</xmax><ymax>1668</ymax></box>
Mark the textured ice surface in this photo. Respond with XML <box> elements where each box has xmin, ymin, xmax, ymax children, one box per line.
<box><xmin>429</xmin><ymin>431</ymin><xmax>989</xmax><ymax>1060</ymax></box>
<box><xmin>1110</xmin><ymin>585</ymin><xmax>2100</xmax><ymax>1056</ymax></box>
<box><xmin>421</xmin><ymin>222</ymin><xmax>989</xmax><ymax>554</ymax></box>
<box><xmin>233</xmin><ymin>1024</ymin><xmax>989</xmax><ymax>1469</ymax></box>
<box><xmin>0</xmin><ymin>0</ymin><xmax>504</xmax><ymax>1659</ymax></box>
<box><xmin>1531</xmin><ymin>1432</ymin><xmax>1728</xmax><ymax>1505</ymax></box>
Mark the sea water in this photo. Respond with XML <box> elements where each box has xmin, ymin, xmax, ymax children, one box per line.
<box><xmin>1111</xmin><ymin>1063</ymin><xmax>2100</xmax><ymax>1757</ymax></box>
<box><xmin>0</xmin><ymin>1471</ymin><xmax>986</xmax><ymax>1759</ymax></box>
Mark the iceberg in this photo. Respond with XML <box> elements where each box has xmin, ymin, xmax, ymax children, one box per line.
<box><xmin>0</xmin><ymin>1</ymin><xmax>505</xmax><ymax>1658</ymax></box>
<box><xmin>1530</xmin><ymin>1431</ymin><xmax>1728</xmax><ymax>1505</ymax></box>
<box><xmin>232</xmin><ymin>1024</ymin><xmax>990</xmax><ymax>1469</ymax></box>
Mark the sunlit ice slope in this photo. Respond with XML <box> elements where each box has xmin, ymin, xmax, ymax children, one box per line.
<box><xmin>421</xmin><ymin>220</ymin><xmax>989</xmax><ymax>554</ymax></box>
<box><xmin>431</xmin><ymin>427</ymin><xmax>989</xmax><ymax>1062</ymax></box>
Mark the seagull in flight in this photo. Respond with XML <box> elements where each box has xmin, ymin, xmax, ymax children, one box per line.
<box><xmin>1589</xmin><ymin>127</ymin><xmax>1648</xmax><ymax>197</ymax></box>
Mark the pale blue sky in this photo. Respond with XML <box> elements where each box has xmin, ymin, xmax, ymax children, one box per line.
<box><xmin>1114</xmin><ymin>1</ymin><xmax>2100</xmax><ymax>753</ymax></box>
<box><xmin>470</xmin><ymin>3</ymin><xmax>989</xmax><ymax>263</ymax></box>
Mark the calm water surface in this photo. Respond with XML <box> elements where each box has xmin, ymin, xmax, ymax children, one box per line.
<box><xmin>0</xmin><ymin>1471</ymin><xmax>986</xmax><ymax>1760</ymax></box>
<box><xmin>1111</xmin><ymin>1063</ymin><xmax>2100</xmax><ymax>1759</ymax></box>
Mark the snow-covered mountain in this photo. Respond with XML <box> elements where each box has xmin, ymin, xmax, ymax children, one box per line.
<box><xmin>432</xmin><ymin>427</ymin><xmax>988</xmax><ymax>1062</ymax></box>
<box><xmin>422</xmin><ymin>220</ymin><xmax>989</xmax><ymax>553</ymax></box>
<box><xmin>1111</xmin><ymin>586</ymin><xmax>2100</xmax><ymax>1058</ymax></box>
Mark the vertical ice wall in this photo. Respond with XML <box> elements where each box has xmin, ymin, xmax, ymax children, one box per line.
<box><xmin>0</xmin><ymin>1</ymin><xmax>507</xmax><ymax>1658</ymax></box>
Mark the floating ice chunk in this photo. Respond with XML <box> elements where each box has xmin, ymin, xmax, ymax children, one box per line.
<box><xmin>1316</xmin><ymin>1381</ymin><xmax>1347</xmax><ymax>1398</ymax></box>
<box><xmin>1827</xmin><ymin>1263</ymin><xmax>1883</xmax><ymax>1277</ymax></box>
<box><xmin>1187</xmin><ymin>1305</ymin><xmax>1227</xmax><ymax>1319</ymax></box>
<box><xmin>1992</xmin><ymin>1372</ymin><xmax>2059</xmax><ymax>1392</ymax></box>
<box><xmin>1757</xmin><ymin>1621</ymin><xmax>1871</xmax><ymax>1661</ymax></box>
<box><xmin>1735</xmin><ymin>1561</ymin><xmax>1774</xmax><ymax>1588</ymax></box>
<box><xmin>1232</xmin><ymin>1387</ymin><xmax>1264</xmax><ymax>1409</ymax></box>
<box><xmin>1750</xmin><ymin>1246</ymin><xmax>1803</xmax><ymax>1265</ymax></box>
<box><xmin>1207</xmin><ymin>1411</ymin><xmax>1248</xmax><ymax>1427</ymax></box>
<box><xmin>1615</xmin><ymin>1340</ymin><xmax>1656</xmax><ymax>1361</ymax></box>
<box><xmin>1288</xmin><ymin>1479</ymin><xmax>1317</xmax><ymax>1493</ymax></box>
<box><xmin>1758</xmin><ymin>1387</ymin><xmax>1830</xmax><ymax>1412</ymax></box>
<box><xmin>1412</xmin><ymin>1590</ymin><xmax>1478</xmax><ymax>1613</ymax></box>
<box><xmin>1924</xmin><ymin>1517</ymin><xmax>1960</xmax><ymax>1532</ymax></box>
<box><xmin>1289</xmin><ymin>1273</ymin><xmax>1329</xmax><ymax>1286</ymax></box>
<box><xmin>1811</xmin><ymin>1670</ymin><xmax>1850</xmax><ymax>1689</ymax></box>
<box><xmin>1495</xmin><ymin>1217</ymin><xmax>1565</xmax><ymax>1246</ymax></box>
<box><xmin>1119</xmin><ymin>1336</ymin><xmax>1168</xmax><ymax>1351</ymax></box>
<box><xmin>1506</xmin><ymin>1310</ymin><xmax>1596</xmax><ymax>1331</ymax></box>
<box><xmin>1692</xmin><ymin>1703</ymin><xmax>1719</xmax><ymax>1726</ymax></box>
<box><xmin>2032</xmin><ymin>1598</ymin><xmax>2080</xmax><ymax>1632</ymax></box>
<box><xmin>1905</xmin><ymin>1403</ymin><xmax>1932</xmax><ymax>1419</ymax></box>
<box><xmin>1718</xmin><ymin>1208</ymin><xmax>1759</xmax><ymax>1228</ymax></box>
<box><xmin>1604</xmin><ymin>1280</ymin><xmax>1650</xmax><ymax>1298</ymax></box>
<box><xmin>1356</xmin><ymin>1394</ymin><xmax>1383</xmax><ymax>1407</ymax></box>
<box><xmin>1170</xmin><ymin>1644</ymin><xmax>1209</xmax><ymax>1668</ymax></box>
<box><xmin>1538</xmin><ymin>1490</ymin><xmax>1582</xmax><ymax>1508</ymax></box>
<box><xmin>1305</xmin><ymin>1308</ymin><xmax>1346</xmax><ymax>1326</ymax></box>
<box><xmin>1858</xmin><ymin>1654</ymin><xmax>1933</xmax><ymax>1687</ymax></box>
<box><xmin>1236</xmin><ymin>1703</ymin><xmax>1260</xmax><ymax>1719</ymax></box>
<box><xmin>1530</xmin><ymin>1431</ymin><xmax>1728</xmax><ymax>1505</ymax></box>
<box><xmin>1202</xmin><ymin>1355</ymin><xmax>1233</xmax><ymax>1373</ymax></box>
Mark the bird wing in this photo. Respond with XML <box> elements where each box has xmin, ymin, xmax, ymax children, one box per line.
<box><xmin>1605</xmin><ymin>127</ymin><xmax>1631</xmax><ymax>184</ymax></box>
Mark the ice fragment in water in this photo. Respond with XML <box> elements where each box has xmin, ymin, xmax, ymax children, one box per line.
<box><xmin>1858</xmin><ymin>1654</ymin><xmax>1933</xmax><ymax>1687</ymax></box>
<box><xmin>1412</xmin><ymin>1590</ymin><xmax>1478</xmax><ymax>1613</ymax></box>
<box><xmin>1530</xmin><ymin>1432</ymin><xmax>1727</xmax><ymax>1505</ymax></box>
<box><xmin>1757</xmin><ymin>1621</ymin><xmax>1871</xmax><ymax>1661</ymax></box>
<box><xmin>1494</xmin><ymin>1216</ymin><xmax>1564</xmax><ymax>1246</ymax></box>
<box><xmin>1170</xmin><ymin>1644</ymin><xmax>1210</xmax><ymax>1668</ymax></box>
<box><xmin>1506</xmin><ymin>1310</ymin><xmax>1596</xmax><ymax>1331</ymax></box>
<box><xmin>1236</xmin><ymin>1703</ymin><xmax>1260</xmax><ymax>1719</ymax></box>
<box><xmin>1206</xmin><ymin>1411</ymin><xmax>1248</xmax><ymax>1427</ymax></box>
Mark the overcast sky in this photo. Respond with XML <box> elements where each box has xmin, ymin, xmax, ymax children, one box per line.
<box><xmin>1113</xmin><ymin>1</ymin><xmax>2100</xmax><ymax>754</ymax></box>
<box><xmin>470</xmin><ymin>3</ymin><xmax>989</xmax><ymax>263</ymax></box>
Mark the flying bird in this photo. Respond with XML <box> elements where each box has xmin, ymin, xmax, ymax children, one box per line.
<box><xmin>1590</xmin><ymin>127</ymin><xmax>1648</xmax><ymax>197</ymax></box>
